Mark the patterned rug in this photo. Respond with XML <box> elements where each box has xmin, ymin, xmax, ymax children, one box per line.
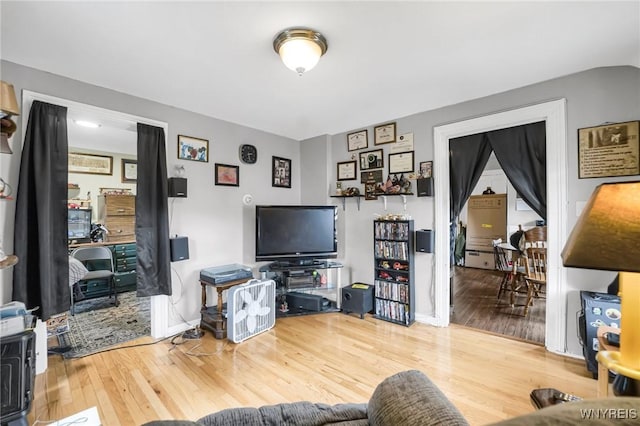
<box><xmin>59</xmin><ymin>291</ymin><xmax>150</xmax><ymax>358</ymax></box>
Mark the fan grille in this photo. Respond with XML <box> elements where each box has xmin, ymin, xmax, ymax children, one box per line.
<box><xmin>227</xmin><ymin>279</ymin><xmax>276</xmax><ymax>343</ymax></box>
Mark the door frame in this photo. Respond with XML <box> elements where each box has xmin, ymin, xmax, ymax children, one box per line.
<box><xmin>433</xmin><ymin>99</ymin><xmax>568</xmax><ymax>354</ymax></box>
<box><xmin>21</xmin><ymin>90</ymin><xmax>170</xmax><ymax>340</ymax></box>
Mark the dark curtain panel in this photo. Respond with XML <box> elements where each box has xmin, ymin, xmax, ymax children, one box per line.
<box><xmin>449</xmin><ymin>133</ymin><xmax>492</xmax><ymax>266</ymax></box>
<box><xmin>136</xmin><ymin>123</ymin><xmax>171</xmax><ymax>296</ymax></box>
<box><xmin>487</xmin><ymin>121</ymin><xmax>547</xmax><ymax>219</ymax></box>
<box><xmin>13</xmin><ymin>101</ymin><xmax>69</xmax><ymax>320</ymax></box>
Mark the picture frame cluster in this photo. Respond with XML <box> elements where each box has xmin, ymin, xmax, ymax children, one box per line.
<box><xmin>338</xmin><ymin>123</ymin><xmax>429</xmax><ymax>198</ymax></box>
<box><xmin>176</xmin><ymin>134</ymin><xmax>292</xmax><ymax>189</ymax></box>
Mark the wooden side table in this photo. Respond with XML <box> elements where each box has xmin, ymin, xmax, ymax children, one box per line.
<box><xmin>200</xmin><ymin>278</ymin><xmax>248</xmax><ymax>339</ymax></box>
<box><xmin>596</xmin><ymin>326</ymin><xmax>620</xmax><ymax>397</ymax></box>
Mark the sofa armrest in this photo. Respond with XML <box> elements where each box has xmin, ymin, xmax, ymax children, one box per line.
<box><xmin>368</xmin><ymin>370</ymin><xmax>469</xmax><ymax>426</ymax></box>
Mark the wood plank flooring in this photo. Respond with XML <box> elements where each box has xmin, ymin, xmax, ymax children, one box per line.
<box><xmin>29</xmin><ymin>312</ymin><xmax>594</xmax><ymax>425</ymax></box>
<box><xmin>451</xmin><ymin>266</ymin><xmax>545</xmax><ymax>344</ymax></box>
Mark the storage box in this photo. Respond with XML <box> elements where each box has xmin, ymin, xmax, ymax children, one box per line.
<box><xmin>341</xmin><ymin>284</ymin><xmax>374</xmax><ymax>319</ymax></box>
<box><xmin>464</xmin><ymin>250</ymin><xmax>495</xmax><ymax>270</ymax></box>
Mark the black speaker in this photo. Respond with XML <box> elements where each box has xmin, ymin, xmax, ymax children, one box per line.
<box><xmin>416</xmin><ymin>177</ymin><xmax>433</xmax><ymax>197</ymax></box>
<box><xmin>415</xmin><ymin>229</ymin><xmax>434</xmax><ymax>253</ymax></box>
<box><xmin>286</xmin><ymin>292</ymin><xmax>326</xmax><ymax>312</ymax></box>
<box><xmin>168</xmin><ymin>177</ymin><xmax>187</xmax><ymax>198</ymax></box>
<box><xmin>341</xmin><ymin>284</ymin><xmax>374</xmax><ymax>319</ymax></box>
<box><xmin>170</xmin><ymin>236</ymin><xmax>189</xmax><ymax>262</ymax></box>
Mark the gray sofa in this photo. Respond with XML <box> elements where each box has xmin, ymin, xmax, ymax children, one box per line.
<box><xmin>145</xmin><ymin>370</ymin><xmax>640</xmax><ymax>425</ymax></box>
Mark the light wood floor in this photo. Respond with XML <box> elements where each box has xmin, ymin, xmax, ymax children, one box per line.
<box><xmin>451</xmin><ymin>266</ymin><xmax>546</xmax><ymax>344</ymax></box>
<box><xmin>29</xmin><ymin>313</ymin><xmax>594</xmax><ymax>426</ymax></box>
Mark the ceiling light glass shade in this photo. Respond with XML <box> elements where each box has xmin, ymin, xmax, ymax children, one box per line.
<box><xmin>0</xmin><ymin>81</ymin><xmax>20</xmax><ymax>117</ymax></box>
<box><xmin>273</xmin><ymin>28</ymin><xmax>327</xmax><ymax>75</ymax></box>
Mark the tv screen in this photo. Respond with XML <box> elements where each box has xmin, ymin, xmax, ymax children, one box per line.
<box><xmin>255</xmin><ymin>205</ymin><xmax>337</xmax><ymax>264</ymax></box>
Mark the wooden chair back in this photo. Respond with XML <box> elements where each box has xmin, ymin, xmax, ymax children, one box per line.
<box><xmin>524</xmin><ymin>246</ymin><xmax>547</xmax><ymax>283</ymax></box>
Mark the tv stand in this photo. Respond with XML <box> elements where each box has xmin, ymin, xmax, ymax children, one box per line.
<box><xmin>258</xmin><ymin>260</ymin><xmax>344</xmax><ymax>317</ymax></box>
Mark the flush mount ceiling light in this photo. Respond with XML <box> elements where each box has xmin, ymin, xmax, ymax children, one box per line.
<box><xmin>74</xmin><ymin>120</ymin><xmax>101</xmax><ymax>128</ymax></box>
<box><xmin>273</xmin><ymin>28</ymin><xmax>328</xmax><ymax>75</ymax></box>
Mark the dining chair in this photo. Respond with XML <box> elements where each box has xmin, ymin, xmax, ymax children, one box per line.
<box><xmin>522</xmin><ymin>246</ymin><xmax>547</xmax><ymax>316</ymax></box>
<box><xmin>492</xmin><ymin>239</ymin><xmax>514</xmax><ymax>300</ymax></box>
<box><xmin>70</xmin><ymin>246</ymin><xmax>117</xmax><ymax>315</ymax></box>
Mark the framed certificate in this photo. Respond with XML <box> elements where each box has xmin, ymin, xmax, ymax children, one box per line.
<box><xmin>347</xmin><ymin>130</ymin><xmax>368</xmax><ymax>151</ymax></box>
<box><xmin>374</xmin><ymin>122</ymin><xmax>396</xmax><ymax>145</ymax></box>
<box><xmin>337</xmin><ymin>160</ymin><xmax>357</xmax><ymax>181</ymax></box>
<box><xmin>389</xmin><ymin>151</ymin><xmax>414</xmax><ymax>174</ymax></box>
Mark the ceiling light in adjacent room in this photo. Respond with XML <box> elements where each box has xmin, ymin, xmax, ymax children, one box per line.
<box><xmin>273</xmin><ymin>28</ymin><xmax>328</xmax><ymax>75</ymax></box>
<box><xmin>74</xmin><ymin>120</ymin><xmax>101</xmax><ymax>128</ymax></box>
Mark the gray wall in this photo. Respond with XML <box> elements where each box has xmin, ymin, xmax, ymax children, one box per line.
<box><xmin>324</xmin><ymin>65</ymin><xmax>640</xmax><ymax>356</ymax></box>
<box><xmin>2</xmin><ymin>60</ymin><xmax>639</xmax><ymax>356</ymax></box>
<box><xmin>0</xmin><ymin>60</ymin><xmax>301</xmax><ymax>329</ymax></box>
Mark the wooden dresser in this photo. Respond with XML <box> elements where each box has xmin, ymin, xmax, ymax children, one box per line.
<box><xmin>98</xmin><ymin>194</ymin><xmax>135</xmax><ymax>243</ymax></box>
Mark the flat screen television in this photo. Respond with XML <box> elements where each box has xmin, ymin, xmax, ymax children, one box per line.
<box><xmin>255</xmin><ymin>205</ymin><xmax>338</xmax><ymax>265</ymax></box>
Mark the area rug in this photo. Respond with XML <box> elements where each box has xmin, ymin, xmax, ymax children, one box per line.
<box><xmin>59</xmin><ymin>291</ymin><xmax>150</xmax><ymax>358</ymax></box>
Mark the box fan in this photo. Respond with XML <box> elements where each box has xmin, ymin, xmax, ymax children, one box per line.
<box><xmin>227</xmin><ymin>279</ymin><xmax>276</xmax><ymax>343</ymax></box>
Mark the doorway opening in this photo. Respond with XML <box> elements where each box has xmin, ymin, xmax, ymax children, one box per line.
<box><xmin>21</xmin><ymin>91</ymin><xmax>171</xmax><ymax>341</ymax></box>
<box><xmin>433</xmin><ymin>99</ymin><xmax>568</xmax><ymax>354</ymax></box>
<box><xmin>450</xmin><ymin>158</ymin><xmax>546</xmax><ymax>344</ymax></box>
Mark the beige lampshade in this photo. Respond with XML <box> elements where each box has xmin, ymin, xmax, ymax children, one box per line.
<box><xmin>561</xmin><ymin>181</ymin><xmax>640</xmax><ymax>273</ymax></box>
<box><xmin>0</xmin><ymin>81</ymin><xmax>20</xmax><ymax>116</ymax></box>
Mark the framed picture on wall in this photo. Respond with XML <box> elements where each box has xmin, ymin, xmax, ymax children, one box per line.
<box><xmin>388</xmin><ymin>151</ymin><xmax>414</xmax><ymax>174</ymax></box>
<box><xmin>272</xmin><ymin>156</ymin><xmax>291</xmax><ymax>188</ymax></box>
<box><xmin>121</xmin><ymin>159</ymin><xmax>137</xmax><ymax>183</ymax></box>
<box><xmin>68</xmin><ymin>152</ymin><xmax>113</xmax><ymax>175</ymax></box>
<box><xmin>337</xmin><ymin>160</ymin><xmax>357</xmax><ymax>181</ymax></box>
<box><xmin>577</xmin><ymin>120</ymin><xmax>640</xmax><ymax>178</ymax></box>
<box><xmin>359</xmin><ymin>149</ymin><xmax>384</xmax><ymax>170</ymax></box>
<box><xmin>215</xmin><ymin>163</ymin><xmax>239</xmax><ymax>186</ymax></box>
<box><xmin>178</xmin><ymin>134</ymin><xmax>209</xmax><ymax>162</ymax></box>
<box><xmin>347</xmin><ymin>129</ymin><xmax>368</xmax><ymax>151</ymax></box>
<box><xmin>374</xmin><ymin>122</ymin><xmax>396</xmax><ymax>145</ymax></box>
<box><xmin>419</xmin><ymin>161</ymin><xmax>433</xmax><ymax>178</ymax></box>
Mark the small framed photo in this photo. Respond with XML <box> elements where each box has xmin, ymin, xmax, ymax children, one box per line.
<box><xmin>178</xmin><ymin>134</ymin><xmax>209</xmax><ymax>162</ymax></box>
<box><xmin>389</xmin><ymin>151</ymin><xmax>414</xmax><ymax>174</ymax></box>
<box><xmin>347</xmin><ymin>129</ymin><xmax>368</xmax><ymax>151</ymax></box>
<box><xmin>365</xmin><ymin>181</ymin><xmax>378</xmax><ymax>200</ymax></box>
<box><xmin>419</xmin><ymin>161</ymin><xmax>433</xmax><ymax>178</ymax></box>
<box><xmin>337</xmin><ymin>161</ymin><xmax>357</xmax><ymax>181</ymax></box>
<box><xmin>374</xmin><ymin>122</ymin><xmax>396</xmax><ymax>145</ymax></box>
<box><xmin>360</xmin><ymin>169</ymin><xmax>383</xmax><ymax>184</ymax></box>
<box><xmin>272</xmin><ymin>156</ymin><xmax>291</xmax><ymax>188</ymax></box>
<box><xmin>121</xmin><ymin>159</ymin><xmax>137</xmax><ymax>183</ymax></box>
<box><xmin>359</xmin><ymin>149</ymin><xmax>384</xmax><ymax>170</ymax></box>
<box><xmin>578</xmin><ymin>120</ymin><xmax>640</xmax><ymax>178</ymax></box>
<box><xmin>215</xmin><ymin>163</ymin><xmax>239</xmax><ymax>186</ymax></box>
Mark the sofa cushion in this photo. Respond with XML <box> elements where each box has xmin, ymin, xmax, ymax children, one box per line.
<box><xmin>368</xmin><ymin>370</ymin><xmax>469</xmax><ymax>426</ymax></box>
<box><xmin>198</xmin><ymin>401</ymin><xmax>368</xmax><ymax>426</ymax></box>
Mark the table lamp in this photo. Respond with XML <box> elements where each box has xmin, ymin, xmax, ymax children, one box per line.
<box><xmin>561</xmin><ymin>181</ymin><xmax>640</xmax><ymax>389</ymax></box>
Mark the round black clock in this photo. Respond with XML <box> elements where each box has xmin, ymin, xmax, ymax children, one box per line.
<box><xmin>239</xmin><ymin>144</ymin><xmax>258</xmax><ymax>164</ymax></box>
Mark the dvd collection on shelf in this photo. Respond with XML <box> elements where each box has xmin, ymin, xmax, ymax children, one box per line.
<box><xmin>373</xmin><ymin>219</ymin><xmax>415</xmax><ymax>326</ymax></box>
<box><xmin>374</xmin><ymin>221</ymin><xmax>410</xmax><ymax>240</ymax></box>
<box><xmin>375</xmin><ymin>298</ymin><xmax>411</xmax><ymax>325</ymax></box>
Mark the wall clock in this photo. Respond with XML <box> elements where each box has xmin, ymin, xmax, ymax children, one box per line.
<box><xmin>239</xmin><ymin>144</ymin><xmax>258</xmax><ymax>164</ymax></box>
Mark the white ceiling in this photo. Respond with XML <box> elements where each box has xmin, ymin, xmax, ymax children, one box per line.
<box><xmin>2</xmin><ymin>1</ymin><xmax>639</xmax><ymax>144</ymax></box>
